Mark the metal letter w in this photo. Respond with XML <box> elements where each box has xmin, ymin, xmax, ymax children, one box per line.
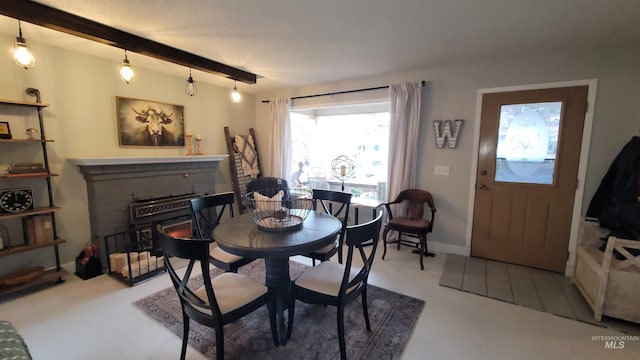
<box><xmin>433</xmin><ymin>119</ymin><xmax>463</xmax><ymax>148</ymax></box>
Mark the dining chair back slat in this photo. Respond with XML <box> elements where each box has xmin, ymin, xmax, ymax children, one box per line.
<box><xmin>303</xmin><ymin>189</ymin><xmax>352</xmax><ymax>265</ymax></box>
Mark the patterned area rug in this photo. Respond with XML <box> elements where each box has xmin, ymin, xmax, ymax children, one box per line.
<box><xmin>134</xmin><ymin>260</ymin><xmax>424</xmax><ymax>359</ymax></box>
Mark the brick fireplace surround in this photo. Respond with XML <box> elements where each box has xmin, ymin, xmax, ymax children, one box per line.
<box><xmin>71</xmin><ymin>156</ymin><xmax>226</xmax><ymax>264</ymax></box>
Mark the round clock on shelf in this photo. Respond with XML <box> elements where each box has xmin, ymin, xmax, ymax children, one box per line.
<box><xmin>0</xmin><ymin>188</ymin><xmax>34</xmax><ymax>214</ymax></box>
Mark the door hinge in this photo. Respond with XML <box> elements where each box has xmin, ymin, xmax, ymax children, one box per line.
<box><xmin>567</xmin><ymin>251</ymin><xmax>570</xmax><ymax>261</ymax></box>
<box><xmin>584</xmin><ymin>101</ymin><xmax>589</xmax><ymax>115</ymax></box>
<box><xmin>576</xmin><ymin>178</ymin><xmax>580</xmax><ymax>189</ymax></box>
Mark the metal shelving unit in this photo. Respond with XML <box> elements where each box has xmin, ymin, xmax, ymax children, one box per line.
<box><xmin>0</xmin><ymin>88</ymin><xmax>65</xmax><ymax>296</ymax></box>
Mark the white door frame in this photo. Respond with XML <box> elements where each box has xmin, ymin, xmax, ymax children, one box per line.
<box><xmin>465</xmin><ymin>79</ymin><xmax>598</xmax><ymax>276</ymax></box>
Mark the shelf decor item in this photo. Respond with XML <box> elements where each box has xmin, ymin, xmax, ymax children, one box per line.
<box><xmin>244</xmin><ymin>187</ymin><xmax>312</xmax><ymax>232</ymax></box>
<box><xmin>0</xmin><ymin>187</ymin><xmax>34</xmax><ymax>214</ymax></box>
<box><xmin>8</xmin><ymin>162</ymin><xmax>46</xmax><ymax>174</ymax></box>
<box><xmin>0</xmin><ymin>266</ymin><xmax>44</xmax><ymax>288</ymax></box>
<box><xmin>0</xmin><ymin>121</ymin><xmax>11</xmax><ymax>139</ymax></box>
<box><xmin>0</xmin><ymin>224</ymin><xmax>8</xmax><ymax>249</ymax></box>
<box><xmin>25</xmin><ymin>128</ymin><xmax>38</xmax><ymax>140</ymax></box>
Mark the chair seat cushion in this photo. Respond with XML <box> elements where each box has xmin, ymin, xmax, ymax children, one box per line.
<box><xmin>294</xmin><ymin>261</ymin><xmax>360</xmax><ymax>296</ymax></box>
<box><xmin>387</xmin><ymin>217</ymin><xmax>430</xmax><ymax>232</ymax></box>
<box><xmin>195</xmin><ymin>272</ymin><xmax>268</xmax><ymax>314</ymax></box>
<box><xmin>210</xmin><ymin>245</ymin><xmax>245</xmax><ymax>264</ymax></box>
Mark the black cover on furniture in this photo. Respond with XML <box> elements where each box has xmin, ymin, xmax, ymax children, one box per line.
<box><xmin>586</xmin><ymin>136</ymin><xmax>640</xmax><ymax>257</ymax></box>
<box><xmin>155</xmin><ymin>224</ymin><xmax>279</xmax><ymax>360</ymax></box>
<box><xmin>302</xmin><ymin>189</ymin><xmax>352</xmax><ymax>265</ymax></box>
<box><xmin>246</xmin><ymin>177</ymin><xmax>288</xmax><ymax>198</ymax></box>
<box><xmin>190</xmin><ymin>192</ymin><xmax>255</xmax><ymax>272</ymax></box>
<box><xmin>287</xmin><ymin>213</ymin><xmax>383</xmax><ymax>360</ymax></box>
<box><xmin>381</xmin><ymin>189</ymin><xmax>436</xmax><ymax>270</ymax></box>
<box><xmin>586</xmin><ymin>136</ymin><xmax>640</xmax><ymax>220</ymax></box>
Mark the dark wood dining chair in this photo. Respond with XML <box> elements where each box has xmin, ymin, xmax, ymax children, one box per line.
<box><xmin>301</xmin><ymin>189</ymin><xmax>352</xmax><ymax>265</ymax></box>
<box><xmin>190</xmin><ymin>192</ymin><xmax>255</xmax><ymax>272</ymax></box>
<box><xmin>155</xmin><ymin>224</ymin><xmax>279</xmax><ymax>360</ymax></box>
<box><xmin>287</xmin><ymin>212</ymin><xmax>383</xmax><ymax>360</ymax></box>
<box><xmin>381</xmin><ymin>189</ymin><xmax>436</xmax><ymax>270</ymax></box>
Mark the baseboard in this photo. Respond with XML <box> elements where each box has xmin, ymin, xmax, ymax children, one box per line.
<box><xmin>565</xmin><ymin>262</ymin><xmax>576</xmax><ymax>277</ymax></box>
<box><xmin>429</xmin><ymin>241</ymin><xmax>470</xmax><ymax>256</ymax></box>
<box><xmin>61</xmin><ymin>261</ymin><xmax>76</xmax><ymax>274</ymax></box>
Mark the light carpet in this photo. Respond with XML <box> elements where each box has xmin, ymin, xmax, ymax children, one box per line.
<box><xmin>135</xmin><ymin>260</ymin><xmax>424</xmax><ymax>359</ymax></box>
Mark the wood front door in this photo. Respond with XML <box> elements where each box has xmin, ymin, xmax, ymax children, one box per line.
<box><xmin>471</xmin><ymin>86</ymin><xmax>588</xmax><ymax>272</ymax></box>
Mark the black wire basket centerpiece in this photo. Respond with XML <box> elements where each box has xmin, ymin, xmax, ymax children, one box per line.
<box><xmin>244</xmin><ymin>187</ymin><xmax>313</xmax><ymax>232</ymax></box>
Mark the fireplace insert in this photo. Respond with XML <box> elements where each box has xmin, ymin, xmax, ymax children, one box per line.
<box><xmin>104</xmin><ymin>192</ymin><xmax>200</xmax><ymax>285</ymax></box>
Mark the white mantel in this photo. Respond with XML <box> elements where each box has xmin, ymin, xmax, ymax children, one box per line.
<box><xmin>70</xmin><ymin>155</ymin><xmax>227</xmax><ymax>166</ymax></box>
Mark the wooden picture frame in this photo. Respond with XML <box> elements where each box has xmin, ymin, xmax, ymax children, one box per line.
<box><xmin>116</xmin><ymin>97</ymin><xmax>185</xmax><ymax>147</ymax></box>
<box><xmin>0</xmin><ymin>121</ymin><xmax>12</xmax><ymax>139</ymax></box>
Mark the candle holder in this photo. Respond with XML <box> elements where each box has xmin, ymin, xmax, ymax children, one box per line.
<box><xmin>185</xmin><ymin>134</ymin><xmax>194</xmax><ymax>156</ymax></box>
<box><xmin>195</xmin><ymin>138</ymin><xmax>204</xmax><ymax>155</ymax></box>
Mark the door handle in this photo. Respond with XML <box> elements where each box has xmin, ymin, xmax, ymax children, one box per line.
<box><xmin>480</xmin><ymin>170</ymin><xmax>487</xmax><ymax>176</ymax></box>
<box><xmin>479</xmin><ymin>184</ymin><xmax>488</xmax><ymax>190</ymax></box>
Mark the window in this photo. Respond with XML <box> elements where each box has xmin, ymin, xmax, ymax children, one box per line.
<box><xmin>290</xmin><ymin>103</ymin><xmax>389</xmax><ymax>200</ymax></box>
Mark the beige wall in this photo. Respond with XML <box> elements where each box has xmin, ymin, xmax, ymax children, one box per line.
<box><xmin>3</xmin><ymin>34</ymin><xmax>638</xmax><ymax>272</ymax></box>
<box><xmin>0</xmin><ymin>34</ymin><xmax>254</xmax><ymax>270</ymax></box>
<box><xmin>255</xmin><ymin>46</ymin><xmax>640</xmax><ymax>259</ymax></box>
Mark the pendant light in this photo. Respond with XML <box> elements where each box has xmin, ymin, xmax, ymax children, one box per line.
<box><xmin>185</xmin><ymin>68</ymin><xmax>197</xmax><ymax>96</ymax></box>
<box><xmin>231</xmin><ymin>80</ymin><xmax>241</xmax><ymax>103</ymax></box>
<box><xmin>13</xmin><ymin>20</ymin><xmax>35</xmax><ymax>69</ymax></box>
<box><xmin>119</xmin><ymin>50</ymin><xmax>135</xmax><ymax>84</ymax></box>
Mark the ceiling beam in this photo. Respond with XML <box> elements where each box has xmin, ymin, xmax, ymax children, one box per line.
<box><xmin>0</xmin><ymin>0</ymin><xmax>257</xmax><ymax>84</ymax></box>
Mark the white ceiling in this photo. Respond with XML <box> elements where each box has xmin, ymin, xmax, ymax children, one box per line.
<box><xmin>0</xmin><ymin>0</ymin><xmax>639</xmax><ymax>94</ymax></box>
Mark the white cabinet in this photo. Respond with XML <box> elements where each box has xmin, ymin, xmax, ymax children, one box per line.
<box><xmin>573</xmin><ymin>219</ymin><xmax>640</xmax><ymax>324</ymax></box>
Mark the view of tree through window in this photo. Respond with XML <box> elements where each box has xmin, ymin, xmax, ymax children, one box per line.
<box><xmin>290</xmin><ymin>107</ymin><xmax>389</xmax><ymax>200</ymax></box>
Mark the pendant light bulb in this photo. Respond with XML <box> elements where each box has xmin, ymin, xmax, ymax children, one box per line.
<box><xmin>13</xmin><ymin>21</ymin><xmax>35</xmax><ymax>69</ymax></box>
<box><xmin>185</xmin><ymin>68</ymin><xmax>197</xmax><ymax>96</ymax></box>
<box><xmin>231</xmin><ymin>80</ymin><xmax>241</xmax><ymax>103</ymax></box>
<box><xmin>119</xmin><ymin>50</ymin><xmax>135</xmax><ymax>84</ymax></box>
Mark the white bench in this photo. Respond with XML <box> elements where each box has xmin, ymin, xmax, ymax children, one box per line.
<box><xmin>573</xmin><ymin>220</ymin><xmax>640</xmax><ymax>324</ymax></box>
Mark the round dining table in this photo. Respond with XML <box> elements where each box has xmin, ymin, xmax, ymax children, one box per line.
<box><xmin>212</xmin><ymin>211</ymin><xmax>341</xmax><ymax>345</ymax></box>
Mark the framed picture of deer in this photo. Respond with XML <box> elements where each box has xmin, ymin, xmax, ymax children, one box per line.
<box><xmin>116</xmin><ymin>97</ymin><xmax>185</xmax><ymax>147</ymax></box>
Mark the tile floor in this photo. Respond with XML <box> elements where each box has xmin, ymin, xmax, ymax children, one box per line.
<box><xmin>0</xmin><ymin>247</ymin><xmax>638</xmax><ymax>359</ymax></box>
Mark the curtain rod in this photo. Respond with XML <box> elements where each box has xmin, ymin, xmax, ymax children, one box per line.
<box><xmin>261</xmin><ymin>80</ymin><xmax>426</xmax><ymax>103</ymax></box>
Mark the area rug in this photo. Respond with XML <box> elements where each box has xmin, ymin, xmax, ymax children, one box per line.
<box><xmin>134</xmin><ymin>260</ymin><xmax>424</xmax><ymax>359</ymax></box>
<box><xmin>439</xmin><ymin>254</ymin><xmax>640</xmax><ymax>335</ymax></box>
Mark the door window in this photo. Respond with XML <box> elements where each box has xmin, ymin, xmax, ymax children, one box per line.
<box><xmin>495</xmin><ymin>101</ymin><xmax>562</xmax><ymax>185</ymax></box>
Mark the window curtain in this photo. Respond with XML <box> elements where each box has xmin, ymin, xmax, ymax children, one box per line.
<box><xmin>266</xmin><ymin>98</ymin><xmax>292</xmax><ymax>179</ymax></box>
<box><xmin>387</xmin><ymin>82</ymin><xmax>422</xmax><ymax>201</ymax></box>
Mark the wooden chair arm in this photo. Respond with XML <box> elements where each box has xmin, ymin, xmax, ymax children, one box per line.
<box><xmin>383</xmin><ymin>202</ymin><xmax>397</xmax><ymax>219</ymax></box>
